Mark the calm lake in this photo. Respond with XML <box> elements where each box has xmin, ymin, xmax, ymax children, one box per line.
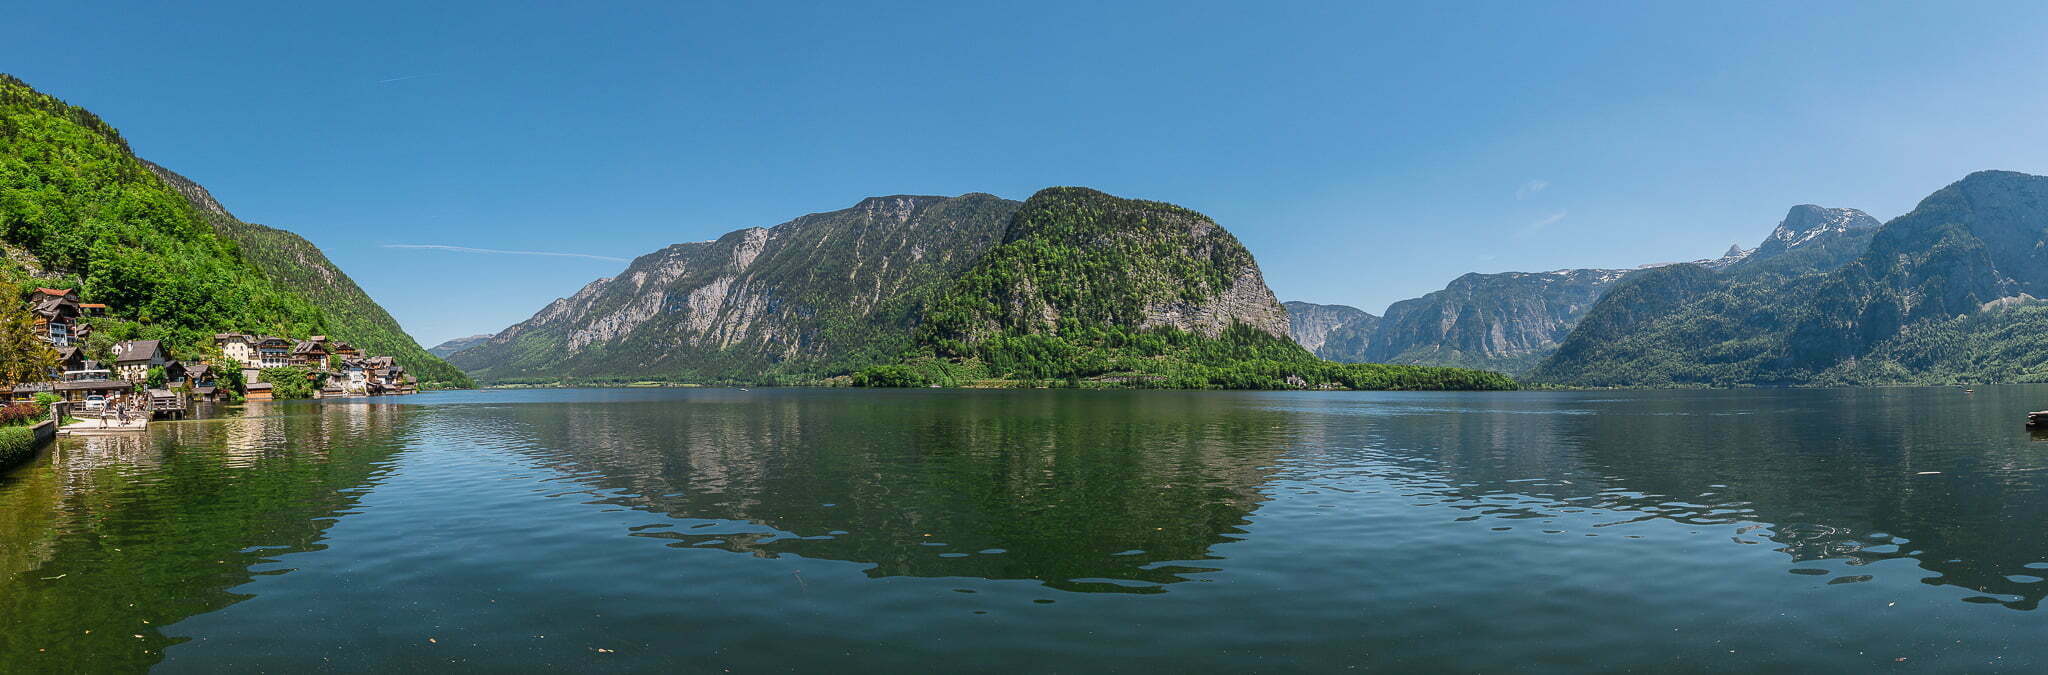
<box><xmin>5</xmin><ymin>386</ymin><xmax>2048</xmax><ymax>671</ymax></box>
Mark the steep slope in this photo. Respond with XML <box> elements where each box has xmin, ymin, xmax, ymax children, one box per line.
<box><xmin>1530</xmin><ymin>171</ymin><xmax>2048</xmax><ymax>386</ymax></box>
<box><xmin>428</xmin><ymin>333</ymin><xmax>493</xmax><ymax>358</ymax></box>
<box><xmin>1282</xmin><ymin>300</ymin><xmax>1378</xmax><ymax>360</ymax></box>
<box><xmin>0</xmin><ymin>74</ymin><xmax>463</xmax><ymax>383</ymax></box>
<box><xmin>1364</xmin><ymin>268</ymin><xmax>1628</xmax><ymax>374</ymax></box>
<box><xmin>145</xmin><ymin>162</ymin><xmax>470</xmax><ymax>387</ymax></box>
<box><xmin>450</xmin><ymin>194</ymin><xmax>1021</xmax><ymax>384</ymax></box>
<box><xmin>890</xmin><ymin>187</ymin><xmax>1516</xmax><ymax>390</ymax></box>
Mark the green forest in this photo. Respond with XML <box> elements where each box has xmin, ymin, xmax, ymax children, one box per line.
<box><xmin>865</xmin><ymin>187</ymin><xmax>1519</xmax><ymax>391</ymax></box>
<box><xmin>0</xmin><ymin>74</ymin><xmax>468</xmax><ymax>388</ymax></box>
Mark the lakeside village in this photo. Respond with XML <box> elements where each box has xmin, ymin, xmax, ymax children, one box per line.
<box><xmin>7</xmin><ymin>287</ymin><xmax>419</xmax><ymax>419</ymax></box>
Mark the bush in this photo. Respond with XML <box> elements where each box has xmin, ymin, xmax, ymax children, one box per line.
<box><xmin>0</xmin><ymin>424</ymin><xmax>40</xmax><ymax>472</ymax></box>
<box><xmin>260</xmin><ymin>366</ymin><xmax>317</xmax><ymax>400</ymax></box>
<box><xmin>0</xmin><ymin>401</ymin><xmax>44</xmax><ymax>426</ymax></box>
<box><xmin>849</xmin><ymin>364</ymin><xmax>929</xmax><ymax>388</ymax></box>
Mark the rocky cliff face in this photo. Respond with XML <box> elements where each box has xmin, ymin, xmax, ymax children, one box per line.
<box><xmin>1283</xmin><ymin>301</ymin><xmax>1371</xmax><ymax>353</ymax></box>
<box><xmin>1283</xmin><ymin>301</ymin><xmax>1379</xmax><ymax>360</ymax></box>
<box><xmin>1363</xmin><ymin>268</ymin><xmax>1628</xmax><ymax>374</ymax></box>
<box><xmin>451</xmin><ymin>193</ymin><xmax>1020</xmax><ymax>383</ymax></box>
<box><xmin>1719</xmin><ymin>204</ymin><xmax>1879</xmax><ymax>277</ymax></box>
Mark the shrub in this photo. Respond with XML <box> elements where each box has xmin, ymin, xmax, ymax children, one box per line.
<box><xmin>0</xmin><ymin>424</ymin><xmax>40</xmax><ymax>472</ymax></box>
<box><xmin>0</xmin><ymin>401</ymin><xmax>44</xmax><ymax>426</ymax></box>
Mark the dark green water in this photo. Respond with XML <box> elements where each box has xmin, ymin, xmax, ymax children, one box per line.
<box><xmin>4</xmin><ymin>386</ymin><xmax>2048</xmax><ymax>672</ymax></box>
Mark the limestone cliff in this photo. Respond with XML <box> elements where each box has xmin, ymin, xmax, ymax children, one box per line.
<box><xmin>450</xmin><ymin>193</ymin><xmax>1020</xmax><ymax>383</ymax></box>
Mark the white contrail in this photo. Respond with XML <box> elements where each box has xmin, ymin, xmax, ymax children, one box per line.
<box><xmin>376</xmin><ymin>74</ymin><xmax>434</xmax><ymax>84</ymax></box>
<box><xmin>382</xmin><ymin>244</ymin><xmax>629</xmax><ymax>262</ymax></box>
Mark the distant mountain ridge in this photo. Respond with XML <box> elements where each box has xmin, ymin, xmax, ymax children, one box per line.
<box><xmin>1283</xmin><ymin>301</ymin><xmax>1377</xmax><ymax>360</ymax></box>
<box><xmin>428</xmin><ymin>333</ymin><xmax>494</xmax><ymax>358</ymax></box>
<box><xmin>1287</xmin><ymin>203</ymin><xmax>1883</xmax><ymax>375</ymax></box>
<box><xmin>1529</xmin><ymin>171</ymin><xmax>2048</xmax><ymax>386</ymax></box>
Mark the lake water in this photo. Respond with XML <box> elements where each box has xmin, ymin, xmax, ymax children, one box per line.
<box><xmin>5</xmin><ymin>386</ymin><xmax>2048</xmax><ymax>671</ymax></box>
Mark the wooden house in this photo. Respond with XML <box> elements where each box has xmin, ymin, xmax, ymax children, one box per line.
<box><xmin>111</xmin><ymin>340</ymin><xmax>168</xmax><ymax>383</ymax></box>
<box><xmin>29</xmin><ymin>288</ymin><xmax>83</xmax><ymax>347</ymax></box>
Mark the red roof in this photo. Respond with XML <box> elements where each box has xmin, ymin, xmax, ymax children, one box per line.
<box><xmin>79</xmin><ymin>303</ymin><xmax>107</xmax><ymax>308</ymax></box>
<box><xmin>34</xmin><ymin>288</ymin><xmax>73</xmax><ymax>297</ymax></box>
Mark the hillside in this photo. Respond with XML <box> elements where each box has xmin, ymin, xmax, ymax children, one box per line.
<box><xmin>1529</xmin><ymin>171</ymin><xmax>2048</xmax><ymax>387</ymax></box>
<box><xmin>884</xmin><ymin>187</ymin><xmax>1517</xmax><ymax>390</ymax></box>
<box><xmin>145</xmin><ymin>162</ymin><xmax>470</xmax><ymax>388</ymax></box>
<box><xmin>450</xmin><ymin>193</ymin><xmax>1021</xmax><ymax>384</ymax></box>
<box><xmin>0</xmin><ymin>74</ymin><xmax>463</xmax><ymax>386</ymax></box>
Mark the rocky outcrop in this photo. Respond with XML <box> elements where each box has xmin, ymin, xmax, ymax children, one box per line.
<box><xmin>451</xmin><ymin>193</ymin><xmax>1021</xmax><ymax>382</ymax></box>
<box><xmin>1718</xmin><ymin>204</ymin><xmax>1879</xmax><ymax>277</ymax></box>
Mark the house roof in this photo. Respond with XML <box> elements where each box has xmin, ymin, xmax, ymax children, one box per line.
<box><xmin>79</xmin><ymin>303</ymin><xmax>107</xmax><ymax>308</ymax></box>
<box><xmin>246</xmin><ymin>382</ymin><xmax>272</xmax><ymax>390</ymax></box>
<box><xmin>112</xmin><ymin>340</ymin><xmax>164</xmax><ymax>364</ymax></box>
<box><xmin>33</xmin><ymin>288</ymin><xmax>73</xmax><ymax>297</ymax></box>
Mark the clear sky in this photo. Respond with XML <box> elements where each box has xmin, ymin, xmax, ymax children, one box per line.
<box><xmin>9</xmin><ymin>2</ymin><xmax>2048</xmax><ymax>346</ymax></box>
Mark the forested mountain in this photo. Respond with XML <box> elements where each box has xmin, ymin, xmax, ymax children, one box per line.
<box><xmin>0</xmin><ymin>74</ymin><xmax>467</xmax><ymax>387</ymax></box>
<box><xmin>876</xmin><ymin>187</ymin><xmax>1516</xmax><ymax>390</ymax></box>
<box><xmin>449</xmin><ymin>193</ymin><xmax>1022</xmax><ymax>384</ymax></box>
<box><xmin>1283</xmin><ymin>301</ymin><xmax>1378</xmax><ymax>360</ymax></box>
<box><xmin>428</xmin><ymin>333</ymin><xmax>493</xmax><ymax>358</ymax></box>
<box><xmin>145</xmin><ymin>162</ymin><xmax>470</xmax><ymax>387</ymax></box>
<box><xmin>1529</xmin><ymin>171</ymin><xmax>2048</xmax><ymax>387</ymax></box>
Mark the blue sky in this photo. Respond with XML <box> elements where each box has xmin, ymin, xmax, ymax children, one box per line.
<box><xmin>9</xmin><ymin>2</ymin><xmax>2048</xmax><ymax>346</ymax></box>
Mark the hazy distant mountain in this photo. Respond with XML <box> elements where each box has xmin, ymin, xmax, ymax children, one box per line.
<box><xmin>1320</xmin><ymin>202</ymin><xmax>1881</xmax><ymax>376</ymax></box>
<box><xmin>1282</xmin><ymin>301</ymin><xmax>1378</xmax><ymax>359</ymax></box>
<box><xmin>1363</xmin><ymin>268</ymin><xmax>1628</xmax><ymax>374</ymax></box>
<box><xmin>428</xmin><ymin>334</ymin><xmax>494</xmax><ymax>358</ymax></box>
<box><xmin>1531</xmin><ymin>171</ymin><xmax>2048</xmax><ymax>386</ymax></box>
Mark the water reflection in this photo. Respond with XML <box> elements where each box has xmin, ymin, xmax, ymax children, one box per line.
<box><xmin>0</xmin><ymin>403</ymin><xmax>416</xmax><ymax>671</ymax></box>
<box><xmin>447</xmin><ymin>391</ymin><xmax>1287</xmax><ymax>593</ymax></box>
<box><xmin>1328</xmin><ymin>387</ymin><xmax>2048</xmax><ymax>610</ymax></box>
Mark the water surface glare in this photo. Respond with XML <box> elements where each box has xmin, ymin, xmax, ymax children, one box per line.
<box><xmin>4</xmin><ymin>386</ymin><xmax>2048</xmax><ymax>671</ymax></box>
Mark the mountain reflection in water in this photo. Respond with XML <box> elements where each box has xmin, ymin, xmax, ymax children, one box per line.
<box><xmin>5</xmin><ymin>387</ymin><xmax>2048</xmax><ymax>671</ymax></box>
